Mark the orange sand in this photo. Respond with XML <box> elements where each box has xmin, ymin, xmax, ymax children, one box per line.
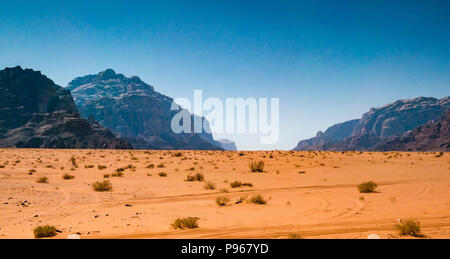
<box><xmin>0</xmin><ymin>149</ymin><xmax>449</xmax><ymax>239</ymax></box>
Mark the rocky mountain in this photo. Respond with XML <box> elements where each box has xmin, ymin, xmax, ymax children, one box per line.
<box><xmin>374</xmin><ymin>111</ymin><xmax>450</xmax><ymax>151</ymax></box>
<box><xmin>0</xmin><ymin>67</ymin><xmax>132</xmax><ymax>149</ymax></box>
<box><xmin>216</xmin><ymin>139</ymin><xmax>238</xmax><ymax>151</ymax></box>
<box><xmin>295</xmin><ymin>120</ymin><xmax>359</xmax><ymax>151</ymax></box>
<box><xmin>294</xmin><ymin>97</ymin><xmax>450</xmax><ymax>151</ymax></box>
<box><xmin>68</xmin><ymin>69</ymin><xmax>223</xmax><ymax>150</ymax></box>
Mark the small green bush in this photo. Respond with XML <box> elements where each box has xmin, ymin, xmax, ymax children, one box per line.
<box><xmin>34</xmin><ymin>225</ymin><xmax>57</xmax><ymax>239</ymax></box>
<box><xmin>172</xmin><ymin>217</ymin><xmax>199</xmax><ymax>230</ymax></box>
<box><xmin>92</xmin><ymin>180</ymin><xmax>112</xmax><ymax>192</ymax></box>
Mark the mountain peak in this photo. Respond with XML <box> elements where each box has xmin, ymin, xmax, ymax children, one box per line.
<box><xmin>98</xmin><ymin>69</ymin><xmax>117</xmax><ymax>79</ymax></box>
<box><xmin>68</xmin><ymin>69</ymin><xmax>154</xmax><ymax>99</ymax></box>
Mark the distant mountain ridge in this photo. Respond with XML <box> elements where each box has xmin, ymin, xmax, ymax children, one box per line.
<box><xmin>374</xmin><ymin>111</ymin><xmax>450</xmax><ymax>151</ymax></box>
<box><xmin>68</xmin><ymin>69</ymin><xmax>223</xmax><ymax>150</ymax></box>
<box><xmin>0</xmin><ymin>67</ymin><xmax>131</xmax><ymax>149</ymax></box>
<box><xmin>216</xmin><ymin>139</ymin><xmax>238</xmax><ymax>151</ymax></box>
<box><xmin>294</xmin><ymin>97</ymin><xmax>450</xmax><ymax>151</ymax></box>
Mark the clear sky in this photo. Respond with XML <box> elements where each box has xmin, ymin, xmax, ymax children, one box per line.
<box><xmin>1</xmin><ymin>0</ymin><xmax>449</xmax><ymax>150</ymax></box>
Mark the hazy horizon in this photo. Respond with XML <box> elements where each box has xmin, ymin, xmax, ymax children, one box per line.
<box><xmin>1</xmin><ymin>0</ymin><xmax>449</xmax><ymax>150</ymax></box>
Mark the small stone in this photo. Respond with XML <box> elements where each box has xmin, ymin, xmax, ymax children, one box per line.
<box><xmin>67</xmin><ymin>234</ymin><xmax>81</xmax><ymax>239</ymax></box>
<box><xmin>367</xmin><ymin>234</ymin><xmax>380</xmax><ymax>239</ymax></box>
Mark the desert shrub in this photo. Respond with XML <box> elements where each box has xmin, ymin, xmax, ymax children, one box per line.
<box><xmin>288</xmin><ymin>233</ymin><xmax>302</xmax><ymax>239</ymax></box>
<box><xmin>92</xmin><ymin>180</ymin><xmax>112</xmax><ymax>192</ymax></box>
<box><xmin>111</xmin><ymin>172</ymin><xmax>123</xmax><ymax>177</ymax></box>
<box><xmin>71</xmin><ymin>157</ymin><xmax>77</xmax><ymax>167</ymax></box>
<box><xmin>249</xmin><ymin>161</ymin><xmax>265</xmax><ymax>172</ymax></box>
<box><xmin>34</xmin><ymin>225</ymin><xmax>57</xmax><ymax>239</ymax></box>
<box><xmin>159</xmin><ymin>172</ymin><xmax>168</xmax><ymax>177</ymax></box>
<box><xmin>204</xmin><ymin>182</ymin><xmax>216</xmax><ymax>190</ymax></box>
<box><xmin>36</xmin><ymin>176</ymin><xmax>48</xmax><ymax>184</ymax></box>
<box><xmin>230</xmin><ymin>181</ymin><xmax>253</xmax><ymax>188</ymax></box>
<box><xmin>174</xmin><ymin>152</ymin><xmax>183</xmax><ymax>157</ymax></box>
<box><xmin>358</xmin><ymin>181</ymin><xmax>378</xmax><ymax>193</ymax></box>
<box><xmin>216</xmin><ymin>197</ymin><xmax>230</xmax><ymax>206</ymax></box>
<box><xmin>435</xmin><ymin>152</ymin><xmax>444</xmax><ymax>158</ymax></box>
<box><xmin>63</xmin><ymin>173</ymin><xmax>75</xmax><ymax>180</ymax></box>
<box><xmin>157</xmin><ymin>163</ymin><xmax>165</xmax><ymax>168</ymax></box>
<box><xmin>103</xmin><ymin>174</ymin><xmax>110</xmax><ymax>178</ymax></box>
<box><xmin>146</xmin><ymin>164</ymin><xmax>155</xmax><ymax>169</ymax></box>
<box><xmin>98</xmin><ymin>165</ymin><xmax>107</xmax><ymax>170</ymax></box>
<box><xmin>0</xmin><ymin>165</ymin><xmax>5</xmax><ymax>168</ymax></box>
<box><xmin>172</xmin><ymin>217</ymin><xmax>199</xmax><ymax>230</ymax></box>
<box><xmin>230</xmin><ymin>181</ymin><xmax>242</xmax><ymax>188</ymax></box>
<box><xmin>249</xmin><ymin>195</ymin><xmax>266</xmax><ymax>205</ymax></box>
<box><xmin>186</xmin><ymin>173</ymin><xmax>205</xmax><ymax>182</ymax></box>
<box><xmin>237</xmin><ymin>196</ymin><xmax>248</xmax><ymax>203</ymax></box>
<box><xmin>29</xmin><ymin>169</ymin><xmax>36</xmax><ymax>173</ymax></box>
<box><xmin>395</xmin><ymin>219</ymin><xmax>422</xmax><ymax>237</ymax></box>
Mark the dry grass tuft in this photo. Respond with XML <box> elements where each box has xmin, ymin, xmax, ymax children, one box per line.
<box><xmin>204</xmin><ymin>182</ymin><xmax>216</xmax><ymax>190</ymax></box>
<box><xmin>358</xmin><ymin>181</ymin><xmax>378</xmax><ymax>193</ymax></box>
<box><xmin>36</xmin><ymin>176</ymin><xmax>48</xmax><ymax>184</ymax></box>
<box><xmin>172</xmin><ymin>217</ymin><xmax>199</xmax><ymax>230</ymax></box>
<box><xmin>92</xmin><ymin>180</ymin><xmax>112</xmax><ymax>192</ymax></box>
<box><xmin>395</xmin><ymin>219</ymin><xmax>423</xmax><ymax>237</ymax></box>
<box><xmin>249</xmin><ymin>161</ymin><xmax>265</xmax><ymax>172</ymax></box>
<box><xmin>216</xmin><ymin>197</ymin><xmax>230</xmax><ymax>206</ymax></box>
<box><xmin>186</xmin><ymin>173</ymin><xmax>205</xmax><ymax>182</ymax></box>
<box><xmin>249</xmin><ymin>194</ymin><xmax>267</xmax><ymax>205</ymax></box>
<box><xmin>34</xmin><ymin>225</ymin><xmax>57</xmax><ymax>239</ymax></box>
<box><xmin>63</xmin><ymin>173</ymin><xmax>75</xmax><ymax>180</ymax></box>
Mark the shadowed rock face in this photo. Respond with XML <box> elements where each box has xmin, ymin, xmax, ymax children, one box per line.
<box><xmin>374</xmin><ymin>111</ymin><xmax>450</xmax><ymax>151</ymax></box>
<box><xmin>0</xmin><ymin>67</ymin><xmax>132</xmax><ymax>149</ymax></box>
<box><xmin>68</xmin><ymin>69</ymin><xmax>223</xmax><ymax>150</ymax></box>
<box><xmin>294</xmin><ymin>97</ymin><xmax>450</xmax><ymax>151</ymax></box>
<box><xmin>216</xmin><ymin>139</ymin><xmax>238</xmax><ymax>151</ymax></box>
<box><xmin>294</xmin><ymin>120</ymin><xmax>359</xmax><ymax>151</ymax></box>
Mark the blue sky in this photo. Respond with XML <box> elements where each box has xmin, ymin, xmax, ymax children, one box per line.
<box><xmin>1</xmin><ymin>0</ymin><xmax>449</xmax><ymax>150</ymax></box>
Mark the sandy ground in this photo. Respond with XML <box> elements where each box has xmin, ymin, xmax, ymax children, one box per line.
<box><xmin>0</xmin><ymin>149</ymin><xmax>449</xmax><ymax>239</ymax></box>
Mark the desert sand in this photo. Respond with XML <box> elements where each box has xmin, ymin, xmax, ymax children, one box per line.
<box><xmin>0</xmin><ymin>149</ymin><xmax>449</xmax><ymax>239</ymax></box>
